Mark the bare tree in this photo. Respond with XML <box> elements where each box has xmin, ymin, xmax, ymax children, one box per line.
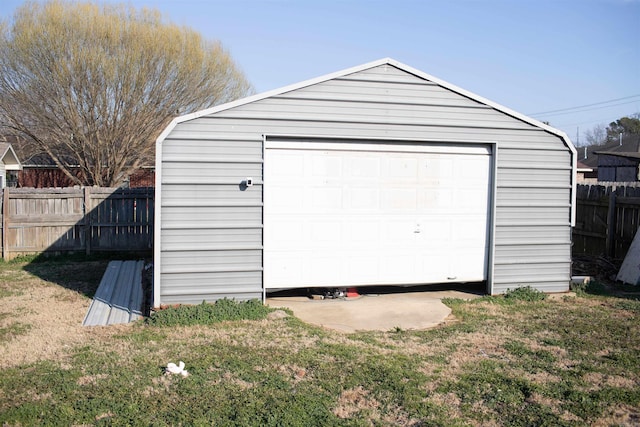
<box><xmin>583</xmin><ymin>124</ymin><xmax>607</xmax><ymax>147</ymax></box>
<box><xmin>0</xmin><ymin>1</ymin><xmax>252</xmax><ymax>186</ymax></box>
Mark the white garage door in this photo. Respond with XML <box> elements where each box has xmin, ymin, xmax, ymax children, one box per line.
<box><xmin>264</xmin><ymin>141</ymin><xmax>492</xmax><ymax>289</ymax></box>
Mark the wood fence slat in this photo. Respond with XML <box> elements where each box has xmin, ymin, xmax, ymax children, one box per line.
<box><xmin>3</xmin><ymin>189</ymin><xmax>8</xmax><ymax>260</ymax></box>
<box><xmin>0</xmin><ymin>187</ymin><xmax>154</xmax><ymax>259</ymax></box>
<box><xmin>574</xmin><ymin>183</ymin><xmax>640</xmax><ymax>259</ymax></box>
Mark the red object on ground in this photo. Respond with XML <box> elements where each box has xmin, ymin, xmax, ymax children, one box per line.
<box><xmin>347</xmin><ymin>287</ymin><xmax>359</xmax><ymax>298</ymax></box>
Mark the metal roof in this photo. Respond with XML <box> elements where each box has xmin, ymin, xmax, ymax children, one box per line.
<box><xmin>156</xmin><ymin>58</ymin><xmax>576</xmax><ymax>156</ymax></box>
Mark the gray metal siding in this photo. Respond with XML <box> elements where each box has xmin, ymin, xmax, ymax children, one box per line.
<box><xmin>159</xmin><ymin>63</ymin><xmax>572</xmax><ymax>303</ymax></box>
<box><xmin>159</xmin><ymin>133</ymin><xmax>263</xmax><ymax>304</ymax></box>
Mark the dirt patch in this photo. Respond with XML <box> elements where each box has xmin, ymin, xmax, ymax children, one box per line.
<box><xmin>582</xmin><ymin>372</ymin><xmax>638</xmax><ymax>391</ymax></box>
<box><xmin>593</xmin><ymin>404</ymin><xmax>640</xmax><ymax>427</ymax></box>
<box><xmin>0</xmin><ymin>271</ymin><xmax>124</xmax><ymax>368</ymax></box>
<box><xmin>333</xmin><ymin>386</ymin><xmax>380</xmax><ymax>419</ymax></box>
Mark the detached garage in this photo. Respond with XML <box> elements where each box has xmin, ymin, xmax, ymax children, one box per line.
<box><xmin>154</xmin><ymin>58</ymin><xmax>576</xmax><ymax>307</ymax></box>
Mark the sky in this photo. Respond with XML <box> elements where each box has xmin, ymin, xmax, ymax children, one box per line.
<box><xmin>0</xmin><ymin>0</ymin><xmax>638</xmax><ymax>145</ymax></box>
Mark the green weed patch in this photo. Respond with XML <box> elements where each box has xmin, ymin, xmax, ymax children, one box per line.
<box><xmin>503</xmin><ymin>286</ymin><xmax>547</xmax><ymax>301</ymax></box>
<box><xmin>146</xmin><ymin>298</ymin><xmax>274</xmax><ymax>326</ymax></box>
<box><xmin>0</xmin><ymin>320</ymin><xmax>31</xmax><ymax>341</ymax></box>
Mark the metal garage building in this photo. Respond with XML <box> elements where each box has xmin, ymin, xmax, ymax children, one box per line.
<box><xmin>153</xmin><ymin>58</ymin><xmax>576</xmax><ymax>307</ymax></box>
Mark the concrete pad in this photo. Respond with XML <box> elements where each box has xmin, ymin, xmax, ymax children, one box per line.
<box><xmin>266</xmin><ymin>287</ymin><xmax>482</xmax><ymax>333</ymax></box>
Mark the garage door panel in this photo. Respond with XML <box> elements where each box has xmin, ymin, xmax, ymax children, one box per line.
<box><xmin>384</xmin><ymin>220</ymin><xmax>418</xmax><ymax>244</ymax></box>
<box><xmin>347</xmin><ymin>187</ymin><xmax>380</xmax><ymax>209</ymax></box>
<box><xmin>449</xmin><ymin>247</ymin><xmax>489</xmax><ymax>280</ymax></box>
<box><xmin>416</xmin><ymin>253</ymin><xmax>451</xmax><ymax>281</ymax></box>
<box><xmin>310</xmin><ymin>256</ymin><xmax>343</xmax><ymax>283</ymax></box>
<box><xmin>264</xmin><ymin>219</ymin><xmax>304</xmax><ymax>248</ymax></box>
<box><xmin>346</xmin><ymin>221</ymin><xmax>381</xmax><ymax>242</ymax></box>
<box><xmin>347</xmin><ymin>256</ymin><xmax>380</xmax><ymax>282</ymax></box>
<box><xmin>388</xmin><ymin>157</ymin><xmax>418</xmax><ymax>178</ymax></box>
<box><xmin>310</xmin><ymin>221</ymin><xmax>342</xmax><ymax>243</ymax></box>
<box><xmin>456</xmin><ymin>156</ymin><xmax>490</xmax><ymax>180</ymax></box>
<box><xmin>381</xmin><ymin>188</ymin><xmax>418</xmax><ymax>210</ymax></box>
<box><xmin>348</xmin><ymin>156</ymin><xmax>380</xmax><ymax>177</ymax></box>
<box><xmin>452</xmin><ymin>219</ymin><xmax>489</xmax><ymax>242</ymax></box>
<box><xmin>271</xmin><ymin>152</ymin><xmax>305</xmax><ymax>177</ymax></box>
<box><xmin>264</xmin><ymin>252</ymin><xmax>303</xmax><ymax>284</ymax></box>
<box><xmin>417</xmin><ymin>220</ymin><xmax>451</xmax><ymax>241</ymax></box>
<box><xmin>421</xmin><ymin>158</ymin><xmax>453</xmax><ymax>179</ymax></box>
<box><xmin>312</xmin><ymin>155</ymin><xmax>342</xmax><ymax>176</ymax></box>
<box><xmin>456</xmin><ymin>188</ymin><xmax>489</xmax><ymax>208</ymax></box>
<box><xmin>418</xmin><ymin>189</ymin><xmax>452</xmax><ymax>209</ymax></box>
<box><xmin>311</xmin><ymin>187</ymin><xmax>343</xmax><ymax>210</ymax></box>
<box><xmin>269</xmin><ymin>189</ymin><xmax>304</xmax><ymax>211</ymax></box>
<box><xmin>380</xmin><ymin>254</ymin><xmax>417</xmax><ymax>281</ymax></box>
<box><xmin>265</xmin><ymin>142</ymin><xmax>491</xmax><ymax>289</ymax></box>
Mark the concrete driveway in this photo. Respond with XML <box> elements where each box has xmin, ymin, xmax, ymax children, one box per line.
<box><xmin>266</xmin><ymin>285</ymin><xmax>483</xmax><ymax>333</ymax></box>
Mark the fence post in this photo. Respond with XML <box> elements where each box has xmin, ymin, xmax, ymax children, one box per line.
<box><xmin>606</xmin><ymin>190</ymin><xmax>617</xmax><ymax>257</ymax></box>
<box><xmin>1</xmin><ymin>188</ymin><xmax>6</xmax><ymax>261</ymax></box>
<box><xmin>84</xmin><ymin>187</ymin><xmax>91</xmax><ymax>255</ymax></box>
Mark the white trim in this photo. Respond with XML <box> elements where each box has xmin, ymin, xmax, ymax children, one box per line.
<box><xmin>263</xmin><ymin>136</ymin><xmax>497</xmax><ymax>291</ymax></box>
<box><xmin>265</xmin><ymin>140</ymin><xmax>491</xmax><ymax>155</ymax></box>
<box><xmin>261</xmin><ymin>134</ymin><xmax>267</xmax><ymax>304</ymax></box>
<box><xmin>488</xmin><ymin>143</ymin><xmax>499</xmax><ymax>295</ymax></box>
<box><xmin>153</xmin><ymin>133</ymin><xmax>163</xmax><ymax>308</ymax></box>
<box><xmin>265</xmin><ymin>133</ymin><xmax>496</xmax><ymax>145</ymax></box>
<box><xmin>570</xmin><ymin>145</ymin><xmax>577</xmax><ymax>226</ymax></box>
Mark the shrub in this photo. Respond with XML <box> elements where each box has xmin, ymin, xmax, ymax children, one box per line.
<box><xmin>503</xmin><ymin>286</ymin><xmax>546</xmax><ymax>302</ymax></box>
<box><xmin>146</xmin><ymin>298</ymin><xmax>273</xmax><ymax>327</ymax></box>
<box><xmin>570</xmin><ymin>279</ymin><xmax>607</xmax><ymax>296</ymax></box>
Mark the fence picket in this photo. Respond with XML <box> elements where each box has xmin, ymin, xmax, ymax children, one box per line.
<box><xmin>574</xmin><ymin>183</ymin><xmax>640</xmax><ymax>258</ymax></box>
<box><xmin>5</xmin><ymin>183</ymin><xmax>634</xmax><ymax>261</ymax></box>
<box><xmin>0</xmin><ymin>187</ymin><xmax>153</xmax><ymax>259</ymax></box>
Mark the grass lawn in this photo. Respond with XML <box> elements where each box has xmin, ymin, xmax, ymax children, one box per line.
<box><xmin>0</xmin><ymin>257</ymin><xmax>639</xmax><ymax>426</ymax></box>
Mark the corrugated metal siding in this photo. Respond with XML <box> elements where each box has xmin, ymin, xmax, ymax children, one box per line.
<box><xmin>159</xmin><ymin>63</ymin><xmax>572</xmax><ymax>303</ymax></box>
<box><xmin>159</xmin><ymin>133</ymin><xmax>264</xmax><ymax>304</ymax></box>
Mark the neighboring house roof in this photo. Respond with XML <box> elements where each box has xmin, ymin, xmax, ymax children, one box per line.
<box><xmin>594</xmin><ymin>152</ymin><xmax>640</xmax><ymax>160</ymax></box>
<box><xmin>22</xmin><ymin>153</ymin><xmax>80</xmax><ymax>167</ymax></box>
<box><xmin>579</xmin><ymin>146</ymin><xmax>600</xmax><ymax>169</ymax></box>
<box><xmin>593</xmin><ymin>135</ymin><xmax>640</xmax><ymax>159</ymax></box>
<box><xmin>577</xmin><ymin>161</ymin><xmax>593</xmax><ymax>172</ymax></box>
<box><xmin>0</xmin><ymin>143</ymin><xmax>22</xmax><ymax>170</ymax></box>
<box><xmin>583</xmin><ymin>135</ymin><xmax>640</xmax><ymax>167</ymax></box>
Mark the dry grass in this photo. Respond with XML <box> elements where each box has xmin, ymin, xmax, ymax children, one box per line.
<box><xmin>1</xmin><ymin>260</ymin><xmax>639</xmax><ymax>426</ymax></box>
<box><xmin>0</xmin><ymin>264</ymin><xmax>127</xmax><ymax>368</ymax></box>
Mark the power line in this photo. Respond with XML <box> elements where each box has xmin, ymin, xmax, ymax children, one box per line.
<box><xmin>528</xmin><ymin>94</ymin><xmax>640</xmax><ymax>116</ymax></box>
<box><xmin>532</xmin><ymin>100</ymin><xmax>640</xmax><ymax>118</ymax></box>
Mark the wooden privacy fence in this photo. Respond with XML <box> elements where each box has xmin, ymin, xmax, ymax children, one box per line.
<box><xmin>573</xmin><ymin>183</ymin><xmax>640</xmax><ymax>259</ymax></box>
<box><xmin>0</xmin><ymin>187</ymin><xmax>153</xmax><ymax>260</ymax></box>
<box><xmin>4</xmin><ymin>184</ymin><xmax>639</xmax><ymax>261</ymax></box>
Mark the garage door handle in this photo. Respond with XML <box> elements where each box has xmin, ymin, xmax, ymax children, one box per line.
<box><xmin>413</xmin><ymin>230</ymin><xmax>421</xmax><ymax>233</ymax></box>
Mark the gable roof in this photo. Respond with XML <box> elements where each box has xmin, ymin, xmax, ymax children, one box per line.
<box><xmin>594</xmin><ymin>134</ymin><xmax>640</xmax><ymax>156</ymax></box>
<box><xmin>581</xmin><ymin>134</ymin><xmax>640</xmax><ymax>168</ymax></box>
<box><xmin>156</xmin><ymin>57</ymin><xmax>576</xmax><ymax>157</ymax></box>
<box><xmin>0</xmin><ymin>143</ymin><xmax>22</xmax><ymax>170</ymax></box>
<box><xmin>577</xmin><ymin>161</ymin><xmax>593</xmax><ymax>171</ymax></box>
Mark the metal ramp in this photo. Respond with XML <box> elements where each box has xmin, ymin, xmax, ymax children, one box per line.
<box><xmin>83</xmin><ymin>260</ymin><xmax>145</xmax><ymax>326</ymax></box>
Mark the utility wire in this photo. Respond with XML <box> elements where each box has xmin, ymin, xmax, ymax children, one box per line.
<box><xmin>531</xmin><ymin>100</ymin><xmax>640</xmax><ymax>118</ymax></box>
<box><xmin>528</xmin><ymin>94</ymin><xmax>640</xmax><ymax>116</ymax></box>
